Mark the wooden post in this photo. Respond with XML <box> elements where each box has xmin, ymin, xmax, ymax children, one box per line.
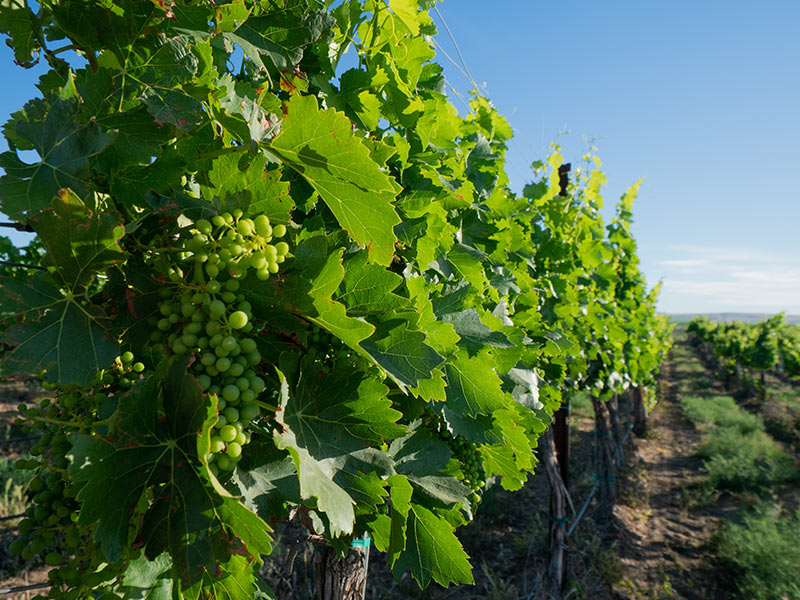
<box><xmin>607</xmin><ymin>393</ymin><xmax>624</xmax><ymax>466</ymax></box>
<box><xmin>313</xmin><ymin>536</ymin><xmax>370</xmax><ymax>600</ymax></box>
<box><xmin>553</xmin><ymin>399</ymin><xmax>570</xmax><ymax>488</ymax></box>
<box><xmin>542</xmin><ymin>428</ymin><xmax>571</xmax><ymax>596</ymax></box>
<box><xmin>591</xmin><ymin>397</ymin><xmax>616</xmax><ymax>526</ymax></box>
<box><xmin>632</xmin><ymin>385</ymin><xmax>647</xmax><ymax>436</ymax></box>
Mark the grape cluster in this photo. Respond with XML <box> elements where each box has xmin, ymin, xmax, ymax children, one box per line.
<box><xmin>13</xmin><ymin>382</ymin><xmax>130</xmax><ymax>599</ymax></box>
<box><xmin>423</xmin><ymin>406</ymin><xmax>486</xmax><ymax>506</ymax></box>
<box><xmin>148</xmin><ymin>210</ymin><xmax>288</xmax><ymax>474</ymax></box>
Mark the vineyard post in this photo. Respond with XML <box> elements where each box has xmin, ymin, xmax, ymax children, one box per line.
<box><xmin>554</xmin><ymin>163</ymin><xmax>572</xmax><ymax>488</ymax></box>
<box><xmin>591</xmin><ymin>397</ymin><xmax>617</xmax><ymax>526</ymax></box>
<box><xmin>313</xmin><ymin>537</ymin><xmax>370</xmax><ymax>600</ymax></box>
<box><xmin>632</xmin><ymin>386</ymin><xmax>647</xmax><ymax>436</ymax></box>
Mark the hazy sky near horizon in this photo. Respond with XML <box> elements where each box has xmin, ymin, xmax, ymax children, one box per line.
<box><xmin>0</xmin><ymin>1</ymin><xmax>797</xmax><ymax>314</ymax></box>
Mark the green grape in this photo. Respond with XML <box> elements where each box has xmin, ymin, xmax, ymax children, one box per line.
<box><xmin>226</xmin><ymin>442</ymin><xmax>242</xmax><ymax>458</ymax></box>
<box><xmin>121</xmin><ymin>351</ymin><xmax>134</xmax><ymax>363</ymax></box>
<box><xmin>273</xmin><ymin>224</ymin><xmax>287</xmax><ymax>237</ymax></box>
<box><xmin>229</xmin><ymin>311</ymin><xmax>248</xmax><ymax>329</ymax></box>
<box><xmin>222</xmin><ymin>385</ymin><xmax>240</xmax><ymax>403</ymax></box>
<box><xmin>219</xmin><ymin>424</ymin><xmax>237</xmax><ymax>443</ymax></box>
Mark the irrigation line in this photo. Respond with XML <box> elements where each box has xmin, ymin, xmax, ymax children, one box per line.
<box><xmin>0</xmin><ymin>583</ymin><xmax>49</xmax><ymax>595</ymax></box>
<box><xmin>566</xmin><ymin>480</ymin><xmax>599</xmax><ymax>537</ymax></box>
<box><xmin>565</xmin><ymin>420</ymin><xmax>635</xmax><ymax>538</ymax></box>
<box><xmin>0</xmin><ymin>513</ymin><xmax>25</xmax><ymax>523</ymax></box>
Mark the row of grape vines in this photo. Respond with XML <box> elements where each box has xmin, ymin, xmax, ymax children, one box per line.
<box><xmin>0</xmin><ymin>1</ymin><xmax>670</xmax><ymax>598</ymax></box>
<box><xmin>688</xmin><ymin>315</ymin><xmax>800</xmax><ymax>389</ymax></box>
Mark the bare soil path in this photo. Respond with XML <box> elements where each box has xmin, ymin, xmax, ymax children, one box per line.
<box><xmin>611</xmin><ymin>328</ymin><xmax>737</xmax><ymax>600</ymax></box>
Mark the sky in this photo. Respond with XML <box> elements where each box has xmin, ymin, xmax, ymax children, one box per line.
<box><xmin>0</xmin><ymin>1</ymin><xmax>798</xmax><ymax>315</ymax></box>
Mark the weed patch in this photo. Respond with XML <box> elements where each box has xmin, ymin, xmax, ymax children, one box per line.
<box><xmin>715</xmin><ymin>505</ymin><xmax>800</xmax><ymax>600</ymax></box>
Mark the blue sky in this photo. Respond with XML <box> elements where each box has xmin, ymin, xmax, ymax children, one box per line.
<box><xmin>1</xmin><ymin>1</ymin><xmax>798</xmax><ymax>314</ymax></box>
<box><xmin>433</xmin><ymin>1</ymin><xmax>800</xmax><ymax>314</ymax></box>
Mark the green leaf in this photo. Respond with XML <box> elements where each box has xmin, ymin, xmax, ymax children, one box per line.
<box><xmin>392</xmin><ymin>503</ymin><xmax>473</xmax><ymax>588</ymax></box>
<box><xmin>268</xmin><ymin>94</ymin><xmax>401</xmax><ymax>265</ymax></box>
<box><xmin>440</xmin><ymin>309</ymin><xmax>513</xmax><ymax>353</ymax></box>
<box><xmin>337</xmin><ymin>251</ymin><xmax>409</xmax><ymax>316</ymax></box>
<box><xmin>0</xmin><ymin>276</ymin><xmax>119</xmax><ymax>385</ymax></box>
<box><xmin>121</xmin><ymin>553</ymin><xmax>173</xmax><ymax>600</ymax></box>
<box><xmin>443</xmin><ymin>350</ymin><xmax>508</xmax><ymax>417</ymax></box>
<box><xmin>360</xmin><ymin>319</ymin><xmax>444</xmax><ymax>389</ymax></box>
<box><xmin>204</xmin><ymin>153</ymin><xmax>294</xmax><ymax>224</ymax></box>
<box><xmin>30</xmin><ymin>189</ymin><xmax>126</xmax><ymax>292</ymax></box>
<box><xmin>213</xmin><ymin>75</ymin><xmax>281</xmax><ymax>144</ymax></box>
<box><xmin>0</xmin><ymin>100</ymin><xmax>115</xmax><ymax>220</ymax></box>
<box><xmin>273</xmin><ymin>355</ymin><xmax>404</xmax><ymax>537</ymax></box>
<box><xmin>0</xmin><ymin>0</ymin><xmax>38</xmax><ymax>67</ymax></box>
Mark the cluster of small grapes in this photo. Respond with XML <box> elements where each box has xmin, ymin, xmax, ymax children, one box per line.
<box><xmin>441</xmin><ymin>431</ymin><xmax>486</xmax><ymax>500</ymax></box>
<box><xmin>149</xmin><ymin>210</ymin><xmax>287</xmax><ymax>475</ymax></box>
<box><xmin>13</xmin><ymin>383</ymin><xmax>129</xmax><ymax>599</ymax></box>
<box><xmin>421</xmin><ymin>412</ymin><xmax>485</xmax><ymax>507</ymax></box>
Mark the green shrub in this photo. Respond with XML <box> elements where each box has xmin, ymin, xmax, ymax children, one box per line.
<box><xmin>701</xmin><ymin>428</ymin><xmax>794</xmax><ymax>492</ymax></box>
<box><xmin>681</xmin><ymin>395</ymin><xmax>795</xmax><ymax>493</ymax></box>
<box><xmin>681</xmin><ymin>395</ymin><xmax>763</xmax><ymax>434</ymax></box>
<box><xmin>716</xmin><ymin>505</ymin><xmax>800</xmax><ymax>600</ymax></box>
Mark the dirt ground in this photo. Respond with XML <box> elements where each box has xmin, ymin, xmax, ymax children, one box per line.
<box><xmin>610</xmin><ymin>332</ymin><xmax>738</xmax><ymax>600</ymax></box>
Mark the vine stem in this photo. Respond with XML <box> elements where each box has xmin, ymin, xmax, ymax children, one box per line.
<box><xmin>0</xmin><ymin>221</ymin><xmax>34</xmax><ymax>232</ymax></box>
<box><xmin>0</xmin><ymin>260</ymin><xmax>46</xmax><ymax>271</ymax></box>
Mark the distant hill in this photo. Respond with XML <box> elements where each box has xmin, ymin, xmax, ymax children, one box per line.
<box><xmin>667</xmin><ymin>313</ymin><xmax>800</xmax><ymax>325</ymax></box>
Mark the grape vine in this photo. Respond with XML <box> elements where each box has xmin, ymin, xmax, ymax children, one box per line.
<box><xmin>0</xmin><ymin>1</ymin><xmax>669</xmax><ymax>597</ymax></box>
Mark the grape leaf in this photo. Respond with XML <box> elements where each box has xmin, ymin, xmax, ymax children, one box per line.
<box><xmin>272</xmin><ymin>354</ymin><xmax>404</xmax><ymax>537</ymax></box>
<box><xmin>121</xmin><ymin>553</ymin><xmax>173</xmax><ymax>600</ymax></box>
<box><xmin>443</xmin><ymin>350</ymin><xmax>508</xmax><ymax>417</ymax></box>
<box><xmin>0</xmin><ymin>0</ymin><xmax>38</xmax><ymax>67</ymax></box>
<box><xmin>29</xmin><ymin>189</ymin><xmax>126</xmax><ymax>292</ymax></box>
<box><xmin>440</xmin><ymin>308</ymin><xmax>513</xmax><ymax>353</ymax></box>
<box><xmin>0</xmin><ymin>276</ymin><xmax>119</xmax><ymax>385</ymax></box>
<box><xmin>391</xmin><ymin>503</ymin><xmax>473</xmax><ymax>588</ymax></box>
<box><xmin>267</xmin><ymin>94</ymin><xmax>401</xmax><ymax>265</ymax></box>
<box><xmin>360</xmin><ymin>318</ymin><xmax>444</xmax><ymax>389</ymax></box>
<box><xmin>0</xmin><ymin>99</ymin><xmax>115</xmax><ymax>220</ymax></box>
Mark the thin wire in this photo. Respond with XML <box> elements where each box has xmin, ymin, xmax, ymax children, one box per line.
<box><xmin>0</xmin><ymin>583</ymin><xmax>49</xmax><ymax>595</ymax></box>
<box><xmin>433</xmin><ymin>5</ymin><xmax>486</xmax><ymax>98</ymax></box>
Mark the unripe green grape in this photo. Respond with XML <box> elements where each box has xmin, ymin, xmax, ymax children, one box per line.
<box><xmin>212</xmin><ymin>215</ymin><xmax>225</xmax><ymax>227</ymax></box>
<box><xmin>216</xmin><ymin>455</ymin><xmax>233</xmax><ymax>471</ymax></box>
<box><xmin>225</xmin><ymin>279</ymin><xmax>240</xmax><ymax>292</ymax></box>
<box><xmin>206</xmin><ymin>263</ymin><xmax>219</xmax><ymax>278</ymax></box>
<box><xmin>215</xmin><ymin>357</ymin><xmax>231</xmax><ymax>373</ymax></box>
<box><xmin>256</xmin><ymin>268</ymin><xmax>270</xmax><ymax>280</ymax></box>
<box><xmin>240</xmin><ymin>403</ymin><xmax>259</xmax><ymax>422</ymax></box>
<box><xmin>197</xmin><ymin>374</ymin><xmax>211</xmax><ymax>391</ymax></box>
<box><xmin>219</xmin><ymin>425</ymin><xmax>237</xmax><ymax>443</ymax></box>
<box><xmin>157</xmin><ymin>318</ymin><xmax>170</xmax><ymax>331</ymax></box>
<box><xmin>273</xmin><ymin>224</ymin><xmax>287</xmax><ymax>238</ymax></box>
<box><xmin>185</xmin><ymin>322</ymin><xmax>203</xmax><ymax>334</ymax></box>
<box><xmin>250</xmin><ymin>252</ymin><xmax>267</xmax><ymax>270</ymax></box>
<box><xmin>222</xmin><ymin>385</ymin><xmax>240</xmax><ymax>403</ymax></box>
<box><xmin>201</xmin><ymin>352</ymin><xmax>216</xmax><ymax>367</ymax></box>
<box><xmin>214</xmin><ymin>345</ymin><xmax>229</xmax><ymax>358</ymax></box>
<box><xmin>228</xmin><ymin>363</ymin><xmax>245</xmax><ymax>377</ymax></box>
<box><xmin>167</xmin><ymin>312</ymin><xmax>180</xmax><ymax>324</ymax></box>
<box><xmin>240</xmin><ymin>338</ymin><xmax>257</xmax><ymax>354</ymax></box>
<box><xmin>221</xmin><ymin>336</ymin><xmax>238</xmax><ymax>352</ymax></box>
<box><xmin>206</xmin><ymin>280</ymin><xmax>221</xmax><ymax>294</ymax></box>
<box><xmin>210</xmin><ymin>436</ymin><xmax>225</xmax><ymax>453</ymax></box>
<box><xmin>171</xmin><ymin>341</ymin><xmax>188</xmax><ymax>354</ymax></box>
<box><xmin>250</xmin><ymin>376</ymin><xmax>266</xmax><ymax>393</ymax></box>
<box><xmin>240</xmin><ymin>389</ymin><xmax>256</xmax><ymax>403</ymax></box>
<box><xmin>181</xmin><ymin>333</ymin><xmax>198</xmax><ymax>347</ymax></box>
<box><xmin>121</xmin><ymin>351</ymin><xmax>134</xmax><ymax>363</ymax></box>
<box><xmin>209</xmin><ymin>300</ymin><xmax>226</xmax><ymax>317</ymax></box>
<box><xmin>223</xmin><ymin>407</ymin><xmax>239</xmax><ymax>423</ymax></box>
<box><xmin>268</xmin><ymin>262</ymin><xmax>279</xmax><ymax>274</ymax></box>
<box><xmin>275</xmin><ymin>241</ymin><xmax>289</xmax><ymax>256</ymax></box>
<box><xmin>229</xmin><ymin>311</ymin><xmax>248</xmax><ymax>329</ymax></box>
<box><xmin>215</xmin><ymin>414</ymin><xmax>228</xmax><ymax>428</ymax></box>
<box><xmin>206</xmin><ymin>321</ymin><xmax>221</xmax><ymax>336</ymax></box>
<box><xmin>254</xmin><ymin>214</ymin><xmax>270</xmax><ymax>235</ymax></box>
<box><xmin>235</xmin><ymin>376</ymin><xmax>250</xmax><ymax>391</ymax></box>
<box><xmin>226</xmin><ymin>442</ymin><xmax>242</xmax><ymax>458</ymax></box>
<box><xmin>222</xmin><ymin>291</ymin><xmax>237</xmax><ymax>304</ymax></box>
